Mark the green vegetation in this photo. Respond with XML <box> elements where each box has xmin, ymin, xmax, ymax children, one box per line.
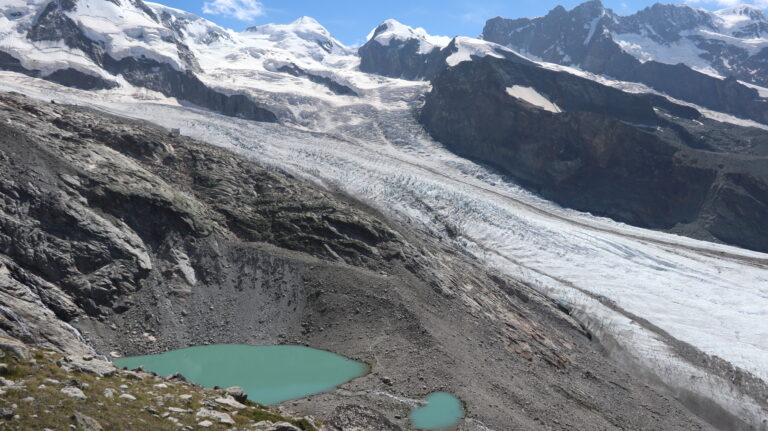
<box><xmin>0</xmin><ymin>346</ymin><xmax>317</xmax><ymax>431</ymax></box>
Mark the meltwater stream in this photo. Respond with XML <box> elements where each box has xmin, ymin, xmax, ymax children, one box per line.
<box><xmin>114</xmin><ymin>345</ymin><xmax>367</xmax><ymax>405</ymax></box>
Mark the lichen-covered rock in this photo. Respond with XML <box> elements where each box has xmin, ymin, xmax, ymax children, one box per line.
<box><xmin>0</xmin><ymin>336</ymin><xmax>30</xmax><ymax>360</ymax></box>
<box><xmin>72</xmin><ymin>411</ymin><xmax>104</xmax><ymax>431</ymax></box>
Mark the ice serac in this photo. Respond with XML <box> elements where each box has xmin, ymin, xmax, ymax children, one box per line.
<box><xmin>420</xmin><ymin>55</ymin><xmax>768</xmax><ymax>253</ymax></box>
<box><xmin>0</xmin><ymin>0</ymin><xmax>276</xmax><ymax>122</ymax></box>
<box><xmin>359</xmin><ymin>20</ymin><xmax>530</xmax><ymax>80</ymax></box>
<box><xmin>482</xmin><ymin>0</ymin><xmax>768</xmax><ymax>124</ymax></box>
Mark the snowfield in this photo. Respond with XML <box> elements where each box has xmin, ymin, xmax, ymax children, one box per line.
<box><xmin>506</xmin><ymin>86</ymin><xmax>562</xmax><ymax>113</ymax></box>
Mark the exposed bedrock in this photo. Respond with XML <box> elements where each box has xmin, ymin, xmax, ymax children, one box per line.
<box><xmin>482</xmin><ymin>1</ymin><xmax>768</xmax><ymax>125</ymax></box>
<box><xmin>420</xmin><ymin>57</ymin><xmax>768</xmax><ymax>252</ymax></box>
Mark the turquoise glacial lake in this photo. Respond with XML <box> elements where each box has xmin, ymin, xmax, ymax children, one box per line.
<box><xmin>114</xmin><ymin>344</ymin><xmax>367</xmax><ymax>405</ymax></box>
<box><xmin>411</xmin><ymin>392</ymin><xmax>464</xmax><ymax>429</ymax></box>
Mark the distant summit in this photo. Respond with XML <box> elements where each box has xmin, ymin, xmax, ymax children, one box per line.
<box><xmin>359</xmin><ymin>19</ymin><xmax>529</xmax><ymax>80</ymax></box>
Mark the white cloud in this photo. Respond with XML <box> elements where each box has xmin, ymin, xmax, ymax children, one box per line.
<box><xmin>202</xmin><ymin>0</ymin><xmax>265</xmax><ymax>21</ymax></box>
<box><xmin>683</xmin><ymin>0</ymin><xmax>768</xmax><ymax>8</ymax></box>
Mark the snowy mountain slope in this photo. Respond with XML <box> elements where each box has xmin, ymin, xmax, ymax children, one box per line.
<box><xmin>0</xmin><ymin>0</ymin><xmax>430</xmax><ymax>123</ymax></box>
<box><xmin>366</xmin><ymin>19</ymin><xmax>451</xmax><ymax>54</ymax></box>
<box><xmin>358</xmin><ymin>19</ymin><xmax>530</xmax><ymax>79</ymax></box>
<box><xmin>0</xmin><ymin>0</ymin><xmax>187</xmax><ymax>76</ymax></box>
<box><xmin>611</xmin><ymin>4</ymin><xmax>768</xmax><ymax>77</ymax></box>
<box><xmin>482</xmin><ymin>1</ymin><xmax>768</xmax><ymax>124</ymax></box>
<box><xmin>2</xmin><ymin>71</ymin><xmax>765</xmax><ymax>429</ymax></box>
<box><xmin>484</xmin><ymin>1</ymin><xmax>768</xmax><ymax>83</ymax></box>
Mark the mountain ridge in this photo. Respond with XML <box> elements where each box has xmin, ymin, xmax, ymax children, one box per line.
<box><xmin>482</xmin><ymin>1</ymin><xmax>768</xmax><ymax>124</ymax></box>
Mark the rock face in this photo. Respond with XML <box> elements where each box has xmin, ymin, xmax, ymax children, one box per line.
<box><xmin>358</xmin><ymin>20</ymin><xmax>451</xmax><ymax>80</ymax></box>
<box><xmin>482</xmin><ymin>0</ymin><xmax>768</xmax><ymax>124</ymax></box>
<box><xmin>420</xmin><ymin>56</ymin><xmax>768</xmax><ymax>252</ymax></box>
<box><xmin>0</xmin><ymin>52</ymin><xmax>117</xmax><ymax>91</ymax></box>
<box><xmin>0</xmin><ymin>92</ymin><xmax>720</xmax><ymax>430</ymax></box>
<box><xmin>276</xmin><ymin>63</ymin><xmax>357</xmax><ymax>96</ymax></box>
<box><xmin>0</xmin><ymin>92</ymin><xmax>401</xmax><ymax>350</ymax></box>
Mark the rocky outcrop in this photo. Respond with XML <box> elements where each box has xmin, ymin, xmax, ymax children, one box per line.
<box><xmin>482</xmin><ymin>0</ymin><xmax>768</xmax><ymax>124</ymax></box>
<box><xmin>277</xmin><ymin>63</ymin><xmax>357</xmax><ymax>96</ymax></box>
<box><xmin>420</xmin><ymin>56</ymin><xmax>768</xmax><ymax>252</ymax></box>
<box><xmin>359</xmin><ymin>20</ymin><xmax>530</xmax><ymax>80</ymax></box>
<box><xmin>0</xmin><ymin>52</ymin><xmax>117</xmax><ymax>91</ymax></box>
<box><xmin>0</xmin><ymin>92</ymin><xmax>398</xmax><ymax>333</ymax></box>
<box><xmin>358</xmin><ymin>23</ymin><xmax>449</xmax><ymax>80</ymax></box>
<box><xmin>106</xmin><ymin>56</ymin><xmax>277</xmax><ymax>122</ymax></box>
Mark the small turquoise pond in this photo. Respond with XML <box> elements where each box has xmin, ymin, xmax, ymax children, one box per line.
<box><xmin>114</xmin><ymin>345</ymin><xmax>367</xmax><ymax>405</ymax></box>
<box><xmin>411</xmin><ymin>392</ymin><xmax>464</xmax><ymax>429</ymax></box>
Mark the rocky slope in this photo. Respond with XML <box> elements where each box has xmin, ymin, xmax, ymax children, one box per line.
<box><xmin>420</xmin><ymin>56</ymin><xmax>768</xmax><ymax>253</ymax></box>
<box><xmin>0</xmin><ymin>92</ymin><xmax>725</xmax><ymax>430</ymax></box>
<box><xmin>0</xmin><ymin>335</ymin><xmax>399</xmax><ymax>431</ymax></box>
<box><xmin>482</xmin><ymin>0</ymin><xmax>768</xmax><ymax>124</ymax></box>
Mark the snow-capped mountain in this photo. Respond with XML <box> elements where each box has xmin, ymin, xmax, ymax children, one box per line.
<box><xmin>484</xmin><ymin>1</ymin><xmax>768</xmax><ymax>83</ymax></box>
<box><xmin>482</xmin><ymin>1</ymin><xmax>768</xmax><ymax>123</ymax></box>
<box><xmin>0</xmin><ymin>0</ymin><xmax>281</xmax><ymax>120</ymax></box>
<box><xmin>0</xmin><ymin>0</ymin><xmax>376</xmax><ymax>121</ymax></box>
<box><xmin>359</xmin><ymin>19</ymin><xmax>530</xmax><ymax>79</ymax></box>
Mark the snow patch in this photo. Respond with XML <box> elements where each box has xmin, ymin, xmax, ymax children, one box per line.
<box><xmin>506</xmin><ymin>86</ymin><xmax>561</xmax><ymax>113</ymax></box>
<box><xmin>445</xmin><ymin>37</ymin><xmax>508</xmax><ymax>67</ymax></box>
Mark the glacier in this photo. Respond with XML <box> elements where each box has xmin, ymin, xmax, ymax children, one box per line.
<box><xmin>1</xmin><ymin>66</ymin><xmax>766</xmax><ymax>426</ymax></box>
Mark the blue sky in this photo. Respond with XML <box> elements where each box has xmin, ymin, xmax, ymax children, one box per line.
<box><xmin>155</xmin><ymin>0</ymin><xmax>768</xmax><ymax>45</ymax></box>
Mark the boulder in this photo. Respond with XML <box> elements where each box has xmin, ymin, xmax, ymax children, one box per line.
<box><xmin>61</xmin><ymin>356</ymin><xmax>116</xmax><ymax>377</ymax></box>
<box><xmin>0</xmin><ymin>336</ymin><xmax>30</xmax><ymax>360</ymax></box>
<box><xmin>72</xmin><ymin>412</ymin><xmax>104</xmax><ymax>431</ymax></box>
<box><xmin>61</xmin><ymin>386</ymin><xmax>87</xmax><ymax>400</ymax></box>
<box><xmin>215</xmin><ymin>396</ymin><xmax>246</xmax><ymax>410</ymax></box>
<box><xmin>225</xmin><ymin>386</ymin><xmax>247</xmax><ymax>402</ymax></box>
<box><xmin>196</xmin><ymin>408</ymin><xmax>234</xmax><ymax>425</ymax></box>
<box><xmin>0</xmin><ymin>407</ymin><xmax>14</xmax><ymax>420</ymax></box>
<box><xmin>268</xmin><ymin>423</ymin><xmax>302</xmax><ymax>431</ymax></box>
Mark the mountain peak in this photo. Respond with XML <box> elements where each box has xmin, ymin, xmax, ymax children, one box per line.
<box><xmin>574</xmin><ymin>0</ymin><xmax>605</xmax><ymax>12</ymax></box>
<box><xmin>246</xmin><ymin>16</ymin><xmax>334</xmax><ymax>38</ymax></box>
<box><xmin>291</xmin><ymin>16</ymin><xmax>322</xmax><ymax>26</ymax></box>
<box><xmin>716</xmin><ymin>4</ymin><xmax>768</xmax><ymax>20</ymax></box>
<box><xmin>366</xmin><ymin>19</ymin><xmax>450</xmax><ymax>52</ymax></box>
